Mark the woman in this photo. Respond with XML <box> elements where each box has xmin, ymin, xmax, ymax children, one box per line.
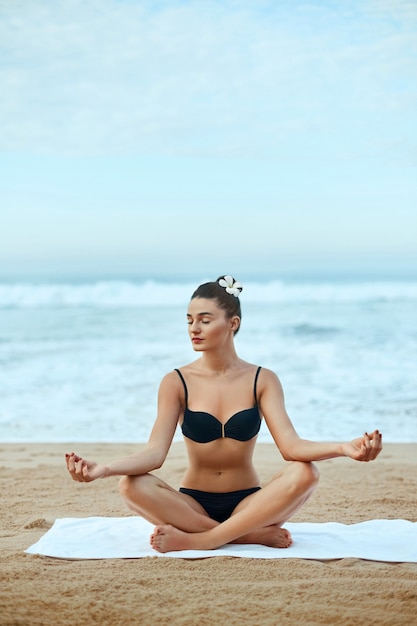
<box><xmin>66</xmin><ymin>275</ymin><xmax>382</xmax><ymax>553</ymax></box>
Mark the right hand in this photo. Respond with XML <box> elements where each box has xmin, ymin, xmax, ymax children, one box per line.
<box><xmin>65</xmin><ymin>452</ymin><xmax>107</xmax><ymax>482</ymax></box>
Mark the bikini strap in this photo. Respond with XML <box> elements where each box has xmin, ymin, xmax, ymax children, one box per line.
<box><xmin>174</xmin><ymin>368</ymin><xmax>188</xmax><ymax>406</ymax></box>
<box><xmin>176</xmin><ymin>367</ymin><xmax>260</xmax><ymax>406</ymax></box>
<box><xmin>253</xmin><ymin>366</ymin><xmax>262</xmax><ymax>404</ymax></box>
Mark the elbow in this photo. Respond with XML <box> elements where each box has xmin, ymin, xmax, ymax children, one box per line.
<box><xmin>143</xmin><ymin>437</ymin><xmax>171</xmax><ymax>471</ymax></box>
<box><xmin>281</xmin><ymin>450</ymin><xmax>296</xmax><ymax>462</ymax></box>
<box><xmin>152</xmin><ymin>455</ymin><xmax>164</xmax><ymax>470</ymax></box>
<box><xmin>279</xmin><ymin>435</ymin><xmax>303</xmax><ymax>462</ymax></box>
<box><xmin>279</xmin><ymin>441</ymin><xmax>297</xmax><ymax>461</ymax></box>
<box><xmin>148</xmin><ymin>447</ymin><xmax>166</xmax><ymax>470</ymax></box>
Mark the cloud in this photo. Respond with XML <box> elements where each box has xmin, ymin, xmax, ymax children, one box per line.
<box><xmin>0</xmin><ymin>0</ymin><xmax>416</xmax><ymax>159</ymax></box>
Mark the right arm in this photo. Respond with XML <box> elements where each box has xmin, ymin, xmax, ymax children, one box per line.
<box><xmin>65</xmin><ymin>371</ymin><xmax>182</xmax><ymax>482</ymax></box>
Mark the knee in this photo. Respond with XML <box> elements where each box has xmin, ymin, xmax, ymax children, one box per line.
<box><xmin>291</xmin><ymin>461</ymin><xmax>320</xmax><ymax>493</ymax></box>
<box><xmin>119</xmin><ymin>473</ymin><xmax>151</xmax><ymax>502</ymax></box>
<box><xmin>119</xmin><ymin>475</ymin><xmax>134</xmax><ymax>501</ymax></box>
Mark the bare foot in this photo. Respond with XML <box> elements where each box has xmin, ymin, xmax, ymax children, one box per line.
<box><xmin>150</xmin><ymin>524</ymin><xmax>293</xmax><ymax>553</ymax></box>
<box><xmin>235</xmin><ymin>524</ymin><xmax>293</xmax><ymax>548</ymax></box>
<box><xmin>150</xmin><ymin>525</ymin><xmax>199</xmax><ymax>553</ymax></box>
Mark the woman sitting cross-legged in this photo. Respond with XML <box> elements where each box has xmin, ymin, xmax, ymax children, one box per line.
<box><xmin>66</xmin><ymin>275</ymin><xmax>382</xmax><ymax>553</ymax></box>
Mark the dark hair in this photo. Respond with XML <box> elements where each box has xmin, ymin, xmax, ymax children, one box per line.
<box><xmin>191</xmin><ymin>276</ymin><xmax>242</xmax><ymax>334</ymax></box>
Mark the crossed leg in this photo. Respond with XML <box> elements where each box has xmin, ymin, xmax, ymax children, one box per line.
<box><xmin>119</xmin><ymin>472</ymin><xmax>219</xmax><ymax>532</ymax></box>
<box><xmin>119</xmin><ymin>461</ymin><xmax>319</xmax><ymax>553</ymax></box>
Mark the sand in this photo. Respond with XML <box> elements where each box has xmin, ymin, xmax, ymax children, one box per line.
<box><xmin>1</xmin><ymin>442</ymin><xmax>417</xmax><ymax>626</ymax></box>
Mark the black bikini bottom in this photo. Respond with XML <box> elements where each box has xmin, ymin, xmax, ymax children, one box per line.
<box><xmin>179</xmin><ymin>486</ymin><xmax>261</xmax><ymax>523</ymax></box>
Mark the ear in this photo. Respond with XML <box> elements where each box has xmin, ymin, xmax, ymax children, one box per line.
<box><xmin>230</xmin><ymin>316</ymin><xmax>240</xmax><ymax>333</ymax></box>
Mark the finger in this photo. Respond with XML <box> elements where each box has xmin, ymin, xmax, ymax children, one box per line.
<box><xmin>370</xmin><ymin>430</ymin><xmax>382</xmax><ymax>460</ymax></box>
<box><xmin>67</xmin><ymin>452</ymin><xmax>81</xmax><ymax>467</ymax></box>
<box><xmin>82</xmin><ymin>462</ymin><xmax>91</xmax><ymax>481</ymax></box>
<box><xmin>363</xmin><ymin>433</ymin><xmax>371</xmax><ymax>461</ymax></box>
<box><xmin>367</xmin><ymin>434</ymin><xmax>377</xmax><ymax>460</ymax></box>
<box><xmin>74</xmin><ymin>458</ymin><xmax>86</xmax><ymax>481</ymax></box>
<box><xmin>67</xmin><ymin>452</ymin><xmax>77</xmax><ymax>474</ymax></box>
<box><xmin>377</xmin><ymin>431</ymin><xmax>383</xmax><ymax>455</ymax></box>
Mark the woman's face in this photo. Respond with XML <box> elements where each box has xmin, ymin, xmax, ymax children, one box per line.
<box><xmin>186</xmin><ymin>297</ymin><xmax>237</xmax><ymax>351</ymax></box>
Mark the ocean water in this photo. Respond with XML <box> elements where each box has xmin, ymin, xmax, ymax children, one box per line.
<box><xmin>0</xmin><ymin>276</ymin><xmax>416</xmax><ymax>443</ymax></box>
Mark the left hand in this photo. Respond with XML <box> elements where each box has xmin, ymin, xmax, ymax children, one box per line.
<box><xmin>341</xmin><ymin>430</ymin><xmax>383</xmax><ymax>462</ymax></box>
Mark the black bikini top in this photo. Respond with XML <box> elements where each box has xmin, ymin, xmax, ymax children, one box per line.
<box><xmin>175</xmin><ymin>366</ymin><xmax>262</xmax><ymax>443</ymax></box>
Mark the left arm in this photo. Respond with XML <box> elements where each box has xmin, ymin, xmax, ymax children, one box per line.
<box><xmin>259</xmin><ymin>369</ymin><xmax>382</xmax><ymax>462</ymax></box>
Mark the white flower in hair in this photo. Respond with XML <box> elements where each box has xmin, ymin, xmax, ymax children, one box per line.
<box><xmin>218</xmin><ymin>275</ymin><xmax>242</xmax><ymax>297</ymax></box>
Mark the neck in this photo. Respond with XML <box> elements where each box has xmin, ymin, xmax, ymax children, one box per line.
<box><xmin>198</xmin><ymin>348</ymin><xmax>240</xmax><ymax>375</ymax></box>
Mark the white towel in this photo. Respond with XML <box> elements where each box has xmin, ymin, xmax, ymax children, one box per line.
<box><xmin>25</xmin><ymin>517</ymin><xmax>417</xmax><ymax>562</ymax></box>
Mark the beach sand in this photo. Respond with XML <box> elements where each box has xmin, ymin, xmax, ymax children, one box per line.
<box><xmin>1</xmin><ymin>442</ymin><xmax>416</xmax><ymax>626</ymax></box>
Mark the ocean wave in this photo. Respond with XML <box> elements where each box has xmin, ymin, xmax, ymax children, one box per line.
<box><xmin>289</xmin><ymin>323</ymin><xmax>340</xmax><ymax>336</ymax></box>
<box><xmin>0</xmin><ymin>280</ymin><xmax>417</xmax><ymax>308</ymax></box>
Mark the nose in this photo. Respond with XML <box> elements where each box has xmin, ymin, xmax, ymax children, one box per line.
<box><xmin>189</xmin><ymin>320</ymin><xmax>201</xmax><ymax>333</ymax></box>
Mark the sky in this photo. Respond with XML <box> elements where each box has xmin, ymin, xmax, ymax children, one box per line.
<box><xmin>1</xmin><ymin>0</ymin><xmax>416</xmax><ymax>280</ymax></box>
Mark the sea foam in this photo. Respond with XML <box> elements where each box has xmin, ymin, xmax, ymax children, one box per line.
<box><xmin>1</xmin><ymin>279</ymin><xmax>416</xmax><ymax>308</ymax></box>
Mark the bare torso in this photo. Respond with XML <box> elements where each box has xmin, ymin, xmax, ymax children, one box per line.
<box><xmin>177</xmin><ymin>361</ymin><xmax>261</xmax><ymax>492</ymax></box>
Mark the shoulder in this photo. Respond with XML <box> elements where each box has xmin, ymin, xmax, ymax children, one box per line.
<box><xmin>158</xmin><ymin>370</ymin><xmax>184</xmax><ymax>397</ymax></box>
<box><xmin>257</xmin><ymin>367</ymin><xmax>284</xmax><ymax>396</ymax></box>
<box><xmin>257</xmin><ymin>366</ymin><xmax>280</xmax><ymax>381</ymax></box>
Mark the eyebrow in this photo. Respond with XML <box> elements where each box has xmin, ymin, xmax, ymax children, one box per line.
<box><xmin>187</xmin><ymin>312</ymin><xmax>214</xmax><ymax>317</ymax></box>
